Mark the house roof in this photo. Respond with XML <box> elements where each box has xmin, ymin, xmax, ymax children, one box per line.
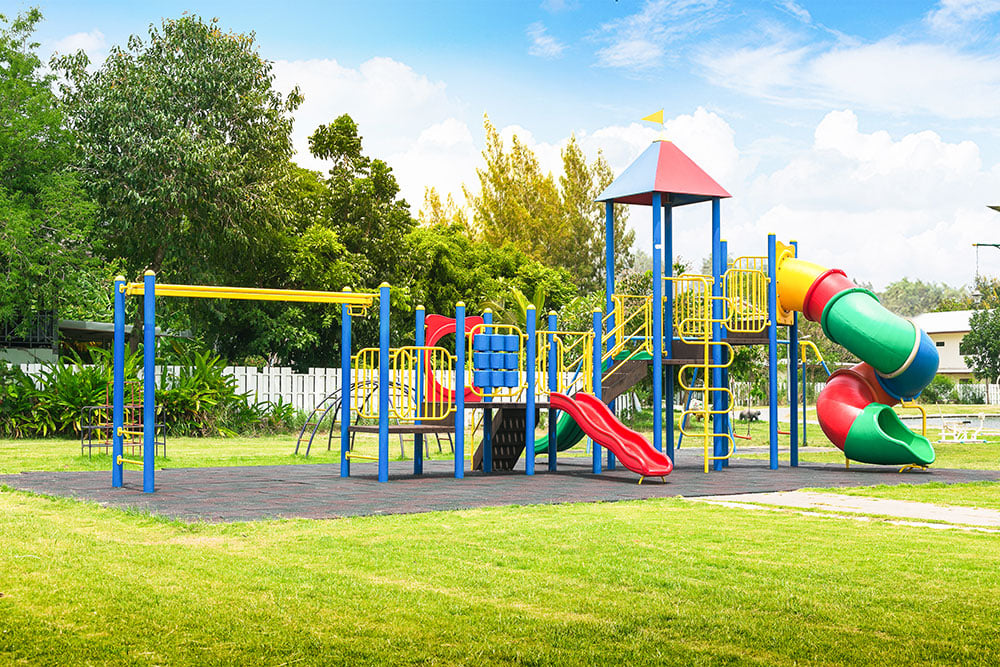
<box><xmin>595</xmin><ymin>139</ymin><xmax>730</xmax><ymax>206</ymax></box>
<box><xmin>910</xmin><ymin>310</ymin><xmax>974</xmax><ymax>334</ymax></box>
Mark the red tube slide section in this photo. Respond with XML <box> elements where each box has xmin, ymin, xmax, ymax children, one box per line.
<box><xmin>549</xmin><ymin>392</ymin><xmax>673</xmax><ymax>478</ymax></box>
<box><xmin>815</xmin><ymin>363</ymin><xmax>893</xmax><ymax>449</ymax></box>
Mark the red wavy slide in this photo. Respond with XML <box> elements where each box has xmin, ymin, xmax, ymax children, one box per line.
<box><xmin>549</xmin><ymin>392</ymin><xmax>673</xmax><ymax>479</ymax></box>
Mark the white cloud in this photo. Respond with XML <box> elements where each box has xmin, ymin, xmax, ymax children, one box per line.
<box><xmin>777</xmin><ymin>0</ymin><xmax>811</xmax><ymax>23</ymax></box>
<box><xmin>740</xmin><ymin>110</ymin><xmax>997</xmax><ymax>288</ymax></box>
<box><xmin>926</xmin><ymin>0</ymin><xmax>1000</xmax><ymax>32</ymax></box>
<box><xmin>50</xmin><ymin>29</ymin><xmax>106</xmax><ymax>56</ymax></box>
<box><xmin>593</xmin><ymin>0</ymin><xmax>719</xmax><ymax>70</ymax></box>
<box><xmin>272</xmin><ymin>57</ymin><xmax>465</xmax><ymax>179</ymax></box>
<box><xmin>387</xmin><ymin>118</ymin><xmax>479</xmax><ymax>208</ymax></box>
<box><xmin>527</xmin><ymin>22</ymin><xmax>566</xmax><ymax>58</ymax></box>
<box><xmin>698</xmin><ymin>37</ymin><xmax>1000</xmax><ymax>119</ymax></box>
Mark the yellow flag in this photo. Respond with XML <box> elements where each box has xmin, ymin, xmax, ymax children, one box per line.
<box><xmin>641</xmin><ymin>109</ymin><xmax>664</xmax><ymax>124</ymax></box>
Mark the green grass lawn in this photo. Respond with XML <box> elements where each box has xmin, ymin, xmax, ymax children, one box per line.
<box><xmin>2</xmin><ymin>487</ymin><xmax>999</xmax><ymax>665</ymax></box>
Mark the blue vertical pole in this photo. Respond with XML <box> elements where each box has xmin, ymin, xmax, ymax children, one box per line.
<box><xmin>415</xmin><ymin>305</ymin><xmax>425</xmax><ymax>475</ymax></box>
<box><xmin>112</xmin><ymin>276</ymin><xmax>125</xmax><ymax>488</ymax></box>
<box><xmin>711</xmin><ymin>199</ymin><xmax>724</xmax><ymax>471</ymax></box>
<box><xmin>525</xmin><ymin>305</ymin><xmax>536</xmax><ymax>476</ymax></box>
<box><xmin>651</xmin><ymin>193</ymin><xmax>663</xmax><ymax>454</ymax></box>
<box><xmin>378</xmin><ymin>283</ymin><xmax>390</xmax><ymax>482</ymax></box>
<box><xmin>720</xmin><ymin>239</ymin><xmax>731</xmax><ymax>468</ymax></box>
<box><xmin>142</xmin><ymin>270</ymin><xmax>155</xmax><ymax>493</ymax></box>
<box><xmin>604</xmin><ymin>201</ymin><xmax>616</xmax><ymax>471</ymax></box>
<box><xmin>340</xmin><ymin>290</ymin><xmax>352</xmax><ymax>478</ymax></box>
<box><xmin>547</xmin><ymin>311</ymin><xmax>557</xmax><ymax>472</ymax></box>
<box><xmin>664</xmin><ymin>202</ymin><xmax>674</xmax><ymax>460</ymax></box>
<box><xmin>455</xmin><ymin>302</ymin><xmax>465</xmax><ymax>479</ymax></box>
<box><xmin>789</xmin><ymin>240</ymin><xmax>800</xmax><ymax>467</ymax></box>
<box><xmin>482</xmin><ymin>309</ymin><xmax>493</xmax><ymax>474</ymax></box>
<box><xmin>767</xmin><ymin>234</ymin><xmax>779</xmax><ymax>469</ymax></box>
<box><xmin>592</xmin><ymin>308</ymin><xmax>603</xmax><ymax>474</ymax></box>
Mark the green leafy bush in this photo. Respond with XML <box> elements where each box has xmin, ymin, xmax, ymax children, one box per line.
<box><xmin>920</xmin><ymin>375</ymin><xmax>957</xmax><ymax>404</ymax></box>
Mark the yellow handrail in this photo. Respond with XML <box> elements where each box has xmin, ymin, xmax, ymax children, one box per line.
<box><xmin>352</xmin><ymin>346</ymin><xmax>455</xmax><ymax>422</ymax></box>
<box><xmin>125</xmin><ymin>282</ymin><xmax>376</xmax><ymax>309</ymax></box>
<box><xmin>537</xmin><ymin>330</ymin><xmax>594</xmax><ymax>395</ymax></box>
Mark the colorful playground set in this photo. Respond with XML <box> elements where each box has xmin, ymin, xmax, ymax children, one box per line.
<box><xmin>107</xmin><ymin>134</ymin><xmax>940</xmax><ymax>493</ymax></box>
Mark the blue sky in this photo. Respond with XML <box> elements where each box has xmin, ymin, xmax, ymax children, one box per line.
<box><xmin>20</xmin><ymin>0</ymin><xmax>1000</xmax><ymax>289</ymax></box>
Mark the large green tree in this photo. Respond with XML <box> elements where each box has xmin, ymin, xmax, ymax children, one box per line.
<box><xmin>960</xmin><ymin>308</ymin><xmax>1000</xmax><ymax>383</ymax></box>
<box><xmin>0</xmin><ymin>8</ymin><xmax>105</xmax><ymax>331</ymax></box>
<box><xmin>878</xmin><ymin>277</ymin><xmax>966</xmax><ymax>316</ymax></box>
<box><xmin>55</xmin><ymin>15</ymin><xmax>302</xmax><ymax>346</ymax></box>
<box><xmin>462</xmin><ymin>116</ymin><xmax>633</xmax><ymax>290</ymax></box>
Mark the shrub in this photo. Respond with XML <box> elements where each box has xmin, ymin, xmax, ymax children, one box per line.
<box><xmin>957</xmin><ymin>383</ymin><xmax>986</xmax><ymax>405</ymax></box>
<box><xmin>920</xmin><ymin>375</ymin><xmax>957</xmax><ymax>404</ymax></box>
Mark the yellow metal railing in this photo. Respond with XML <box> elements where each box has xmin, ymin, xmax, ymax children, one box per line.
<box><xmin>352</xmin><ymin>346</ymin><xmax>455</xmax><ymax>422</ymax></box>
<box><xmin>601</xmin><ymin>294</ymin><xmax>652</xmax><ymax>382</ymax></box>
<box><xmin>125</xmin><ymin>281</ymin><xmax>375</xmax><ymax>313</ymax></box>
<box><xmin>724</xmin><ymin>257</ymin><xmax>768</xmax><ymax>333</ymax></box>
<box><xmin>666</xmin><ymin>274</ymin><xmax>714</xmax><ymax>340</ymax></box>
<box><xmin>467</xmin><ymin>323</ymin><xmax>525</xmax><ymax>399</ymax></box>
<box><xmin>537</xmin><ymin>330</ymin><xmax>594</xmax><ymax>395</ymax></box>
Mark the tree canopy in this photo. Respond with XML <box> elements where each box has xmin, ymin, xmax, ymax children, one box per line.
<box><xmin>462</xmin><ymin>116</ymin><xmax>634</xmax><ymax>291</ymax></box>
<box><xmin>0</xmin><ymin>9</ymin><xmax>106</xmax><ymax>330</ymax></box>
<box><xmin>960</xmin><ymin>308</ymin><xmax>1000</xmax><ymax>383</ymax></box>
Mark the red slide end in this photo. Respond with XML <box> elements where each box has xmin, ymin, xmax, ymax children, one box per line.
<box><xmin>549</xmin><ymin>392</ymin><xmax>672</xmax><ymax>478</ymax></box>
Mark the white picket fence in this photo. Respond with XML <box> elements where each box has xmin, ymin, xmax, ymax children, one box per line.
<box><xmin>17</xmin><ymin>363</ymin><xmax>1000</xmax><ymax>411</ymax></box>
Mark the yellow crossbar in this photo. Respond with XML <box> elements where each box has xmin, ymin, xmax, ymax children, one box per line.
<box><xmin>344</xmin><ymin>451</ymin><xmax>378</xmax><ymax>461</ymax></box>
<box><xmin>116</xmin><ymin>456</ymin><xmax>143</xmax><ymax>466</ymax></box>
<box><xmin>126</xmin><ymin>282</ymin><xmax>375</xmax><ymax>306</ymax></box>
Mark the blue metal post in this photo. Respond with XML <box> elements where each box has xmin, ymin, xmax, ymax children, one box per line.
<box><xmin>651</xmin><ymin>193</ymin><xmax>663</xmax><ymax>454</ymax></box>
<box><xmin>664</xmin><ymin>202</ymin><xmax>674</xmax><ymax>460</ymax></box>
<box><xmin>720</xmin><ymin>238</ymin><xmax>731</xmax><ymax>468</ymax></box>
<box><xmin>378</xmin><ymin>283</ymin><xmax>390</xmax><ymax>482</ymax></box>
<box><xmin>789</xmin><ymin>240</ymin><xmax>800</xmax><ymax>467</ymax></box>
<box><xmin>112</xmin><ymin>276</ymin><xmax>125</xmax><ymax>488</ymax></box>
<box><xmin>482</xmin><ymin>309</ymin><xmax>493</xmax><ymax>474</ymax></box>
<box><xmin>767</xmin><ymin>234</ymin><xmax>779</xmax><ymax>469</ymax></box>
<box><xmin>525</xmin><ymin>305</ymin><xmax>536</xmax><ymax>476</ymax></box>
<box><xmin>455</xmin><ymin>302</ymin><xmax>466</xmax><ymax>479</ymax></box>
<box><xmin>592</xmin><ymin>308</ymin><xmax>603</xmax><ymax>474</ymax></box>
<box><xmin>415</xmin><ymin>305</ymin><xmax>425</xmax><ymax>475</ymax></box>
<box><xmin>142</xmin><ymin>270</ymin><xmax>155</xmax><ymax>493</ymax></box>
<box><xmin>711</xmin><ymin>200</ymin><xmax>725</xmax><ymax>471</ymax></box>
<box><xmin>547</xmin><ymin>311</ymin><xmax>557</xmax><ymax>472</ymax></box>
<box><xmin>604</xmin><ymin>201</ymin><xmax>616</xmax><ymax>470</ymax></box>
<box><xmin>340</xmin><ymin>291</ymin><xmax>352</xmax><ymax>478</ymax></box>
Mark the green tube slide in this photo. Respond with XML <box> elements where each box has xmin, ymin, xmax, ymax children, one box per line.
<box><xmin>821</xmin><ymin>289</ymin><xmax>915</xmax><ymax>376</ymax></box>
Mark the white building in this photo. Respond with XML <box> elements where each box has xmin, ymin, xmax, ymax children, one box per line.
<box><xmin>910</xmin><ymin>310</ymin><xmax>975</xmax><ymax>381</ymax></box>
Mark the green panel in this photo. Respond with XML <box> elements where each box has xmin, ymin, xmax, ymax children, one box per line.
<box><xmin>821</xmin><ymin>289</ymin><xmax>915</xmax><ymax>375</ymax></box>
<box><xmin>534</xmin><ymin>412</ymin><xmax>586</xmax><ymax>455</ymax></box>
<box><xmin>843</xmin><ymin>404</ymin><xmax>936</xmax><ymax>466</ymax></box>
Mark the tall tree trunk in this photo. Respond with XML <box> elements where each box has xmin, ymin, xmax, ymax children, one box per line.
<box><xmin>128</xmin><ymin>245</ymin><xmax>166</xmax><ymax>353</ymax></box>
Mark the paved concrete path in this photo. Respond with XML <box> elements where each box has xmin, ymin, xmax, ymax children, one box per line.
<box><xmin>692</xmin><ymin>490</ymin><xmax>1000</xmax><ymax>532</ymax></box>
